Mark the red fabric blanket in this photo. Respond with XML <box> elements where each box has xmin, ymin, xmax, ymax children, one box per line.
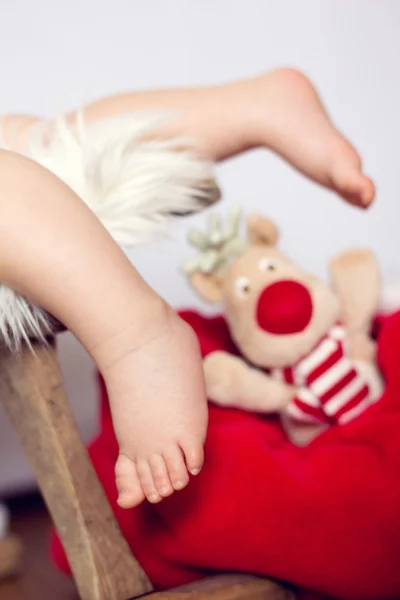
<box><xmin>51</xmin><ymin>311</ymin><xmax>400</xmax><ymax>600</ymax></box>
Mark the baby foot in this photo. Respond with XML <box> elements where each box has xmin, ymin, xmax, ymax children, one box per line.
<box><xmin>255</xmin><ymin>68</ymin><xmax>375</xmax><ymax>208</ymax></box>
<box><xmin>100</xmin><ymin>305</ymin><xmax>207</xmax><ymax>508</ymax></box>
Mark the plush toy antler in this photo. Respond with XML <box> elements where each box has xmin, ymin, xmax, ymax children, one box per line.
<box><xmin>181</xmin><ymin>206</ymin><xmax>246</xmax><ymax>276</ymax></box>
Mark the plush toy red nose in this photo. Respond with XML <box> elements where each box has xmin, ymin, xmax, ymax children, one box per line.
<box><xmin>256</xmin><ymin>280</ymin><xmax>313</xmax><ymax>335</ymax></box>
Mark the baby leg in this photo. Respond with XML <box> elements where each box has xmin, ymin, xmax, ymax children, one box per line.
<box><xmin>3</xmin><ymin>69</ymin><xmax>375</xmax><ymax>209</ymax></box>
<box><xmin>0</xmin><ymin>115</ymin><xmax>41</xmax><ymax>152</ymax></box>
<box><xmin>70</xmin><ymin>69</ymin><xmax>374</xmax><ymax>208</ymax></box>
<box><xmin>0</xmin><ymin>151</ymin><xmax>207</xmax><ymax>507</ymax></box>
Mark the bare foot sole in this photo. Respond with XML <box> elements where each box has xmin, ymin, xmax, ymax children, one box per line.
<box><xmin>255</xmin><ymin>68</ymin><xmax>375</xmax><ymax>208</ymax></box>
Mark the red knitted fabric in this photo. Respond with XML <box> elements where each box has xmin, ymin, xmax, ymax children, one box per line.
<box><xmin>51</xmin><ymin>311</ymin><xmax>400</xmax><ymax>600</ymax></box>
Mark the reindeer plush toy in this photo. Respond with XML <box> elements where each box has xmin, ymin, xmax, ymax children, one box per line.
<box><xmin>182</xmin><ymin>209</ymin><xmax>383</xmax><ymax>445</ymax></box>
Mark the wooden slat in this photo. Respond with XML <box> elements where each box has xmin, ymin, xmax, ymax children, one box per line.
<box><xmin>0</xmin><ymin>340</ymin><xmax>152</xmax><ymax>600</ymax></box>
<box><xmin>0</xmin><ymin>536</ymin><xmax>22</xmax><ymax>581</ymax></box>
<box><xmin>147</xmin><ymin>575</ymin><xmax>294</xmax><ymax>600</ymax></box>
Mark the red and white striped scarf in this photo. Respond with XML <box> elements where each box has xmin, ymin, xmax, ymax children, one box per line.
<box><xmin>270</xmin><ymin>324</ymin><xmax>372</xmax><ymax>425</ymax></box>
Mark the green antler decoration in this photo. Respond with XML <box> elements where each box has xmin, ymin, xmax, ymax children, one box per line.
<box><xmin>181</xmin><ymin>206</ymin><xmax>247</xmax><ymax>275</ymax></box>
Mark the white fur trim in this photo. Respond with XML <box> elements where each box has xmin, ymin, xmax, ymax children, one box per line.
<box><xmin>0</xmin><ymin>286</ymin><xmax>52</xmax><ymax>350</ymax></box>
<box><xmin>0</xmin><ymin>112</ymin><xmax>217</xmax><ymax>350</ymax></box>
<box><xmin>26</xmin><ymin>112</ymin><xmax>216</xmax><ymax>246</ymax></box>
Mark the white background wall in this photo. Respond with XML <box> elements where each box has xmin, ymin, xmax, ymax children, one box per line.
<box><xmin>0</xmin><ymin>0</ymin><xmax>398</xmax><ymax>494</ymax></box>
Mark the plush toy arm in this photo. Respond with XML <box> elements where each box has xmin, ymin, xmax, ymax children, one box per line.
<box><xmin>329</xmin><ymin>249</ymin><xmax>380</xmax><ymax>362</ymax></box>
<box><xmin>203</xmin><ymin>351</ymin><xmax>294</xmax><ymax>412</ymax></box>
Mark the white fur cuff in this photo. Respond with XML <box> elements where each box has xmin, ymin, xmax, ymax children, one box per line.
<box><xmin>0</xmin><ymin>111</ymin><xmax>218</xmax><ymax>350</ymax></box>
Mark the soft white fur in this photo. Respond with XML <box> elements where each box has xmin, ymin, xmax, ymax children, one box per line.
<box><xmin>0</xmin><ymin>112</ymin><xmax>216</xmax><ymax>350</ymax></box>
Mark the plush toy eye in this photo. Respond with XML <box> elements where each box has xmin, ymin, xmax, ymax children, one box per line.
<box><xmin>258</xmin><ymin>258</ymin><xmax>277</xmax><ymax>272</ymax></box>
<box><xmin>235</xmin><ymin>277</ymin><xmax>251</xmax><ymax>297</ymax></box>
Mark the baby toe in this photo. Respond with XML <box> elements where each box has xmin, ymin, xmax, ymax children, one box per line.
<box><xmin>343</xmin><ymin>175</ymin><xmax>374</xmax><ymax>208</ymax></box>
<box><xmin>149</xmin><ymin>455</ymin><xmax>174</xmax><ymax>498</ymax></box>
<box><xmin>115</xmin><ymin>454</ymin><xmax>144</xmax><ymax>508</ymax></box>
<box><xmin>163</xmin><ymin>445</ymin><xmax>190</xmax><ymax>491</ymax></box>
<box><xmin>137</xmin><ymin>459</ymin><xmax>162</xmax><ymax>504</ymax></box>
<box><xmin>359</xmin><ymin>175</ymin><xmax>375</xmax><ymax>207</ymax></box>
<box><xmin>180</xmin><ymin>437</ymin><xmax>205</xmax><ymax>477</ymax></box>
<box><xmin>332</xmin><ymin>160</ymin><xmax>375</xmax><ymax>208</ymax></box>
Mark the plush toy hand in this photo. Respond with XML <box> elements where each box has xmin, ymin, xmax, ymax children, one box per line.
<box><xmin>347</xmin><ymin>333</ymin><xmax>377</xmax><ymax>363</ymax></box>
<box><xmin>204</xmin><ymin>351</ymin><xmax>294</xmax><ymax>412</ymax></box>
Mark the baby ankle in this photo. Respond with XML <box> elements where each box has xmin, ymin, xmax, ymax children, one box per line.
<box><xmin>91</xmin><ymin>295</ymin><xmax>175</xmax><ymax>372</ymax></box>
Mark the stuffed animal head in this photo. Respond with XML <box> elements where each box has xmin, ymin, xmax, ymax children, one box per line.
<box><xmin>182</xmin><ymin>210</ymin><xmax>340</xmax><ymax>367</ymax></box>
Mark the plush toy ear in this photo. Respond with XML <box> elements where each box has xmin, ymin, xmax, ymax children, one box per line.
<box><xmin>190</xmin><ymin>272</ymin><xmax>224</xmax><ymax>303</ymax></box>
<box><xmin>247</xmin><ymin>213</ymin><xmax>279</xmax><ymax>246</ymax></box>
<box><xmin>329</xmin><ymin>248</ymin><xmax>380</xmax><ymax>335</ymax></box>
